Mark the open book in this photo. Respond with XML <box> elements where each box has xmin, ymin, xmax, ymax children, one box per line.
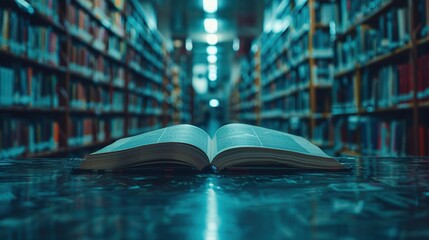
<box><xmin>79</xmin><ymin>123</ymin><xmax>344</xmax><ymax>171</ymax></box>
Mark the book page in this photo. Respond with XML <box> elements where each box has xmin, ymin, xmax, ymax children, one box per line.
<box><xmin>212</xmin><ymin>123</ymin><xmax>329</xmax><ymax>158</ymax></box>
<box><xmin>93</xmin><ymin>124</ymin><xmax>210</xmax><ymax>155</ymax></box>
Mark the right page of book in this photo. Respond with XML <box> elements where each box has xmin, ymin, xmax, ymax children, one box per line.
<box><xmin>211</xmin><ymin>123</ymin><xmax>330</xmax><ymax>159</ymax></box>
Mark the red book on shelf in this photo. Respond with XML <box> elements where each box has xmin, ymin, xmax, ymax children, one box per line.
<box><xmin>27</xmin><ymin>67</ymin><xmax>33</xmax><ymax>105</ymax></box>
<box><xmin>406</xmin><ymin>64</ymin><xmax>411</xmax><ymax>101</ymax></box>
<box><xmin>426</xmin><ymin>127</ymin><xmax>429</xmax><ymax>155</ymax></box>
<box><xmin>53</xmin><ymin>122</ymin><xmax>59</xmax><ymax>147</ymax></box>
<box><xmin>425</xmin><ymin>55</ymin><xmax>429</xmax><ymax>96</ymax></box>
<box><xmin>420</xmin><ymin>126</ymin><xmax>426</xmax><ymax>156</ymax></box>
<box><xmin>420</xmin><ymin>56</ymin><xmax>425</xmax><ymax>98</ymax></box>
<box><xmin>398</xmin><ymin>64</ymin><xmax>404</xmax><ymax>101</ymax></box>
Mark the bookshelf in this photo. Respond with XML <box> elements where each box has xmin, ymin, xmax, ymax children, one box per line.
<box><xmin>331</xmin><ymin>0</ymin><xmax>429</xmax><ymax>156</ymax></box>
<box><xmin>233</xmin><ymin>0</ymin><xmax>428</xmax><ymax>156</ymax></box>
<box><xmin>0</xmin><ymin>0</ymin><xmax>184</xmax><ymax>159</ymax></box>
<box><xmin>257</xmin><ymin>0</ymin><xmax>335</xmax><ymax>148</ymax></box>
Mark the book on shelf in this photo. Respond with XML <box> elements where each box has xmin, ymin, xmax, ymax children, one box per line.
<box><xmin>417</xmin><ymin>0</ymin><xmax>429</xmax><ymax>37</ymax></box>
<box><xmin>359</xmin><ymin>117</ymin><xmax>407</xmax><ymax>156</ymax></box>
<box><xmin>357</xmin><ymin>5</ymin><xmax>410</xmax><ymax>62</ymax></box>
<box><xmin>332</xmin><ymin>74</ymin><xmax>357</xmax><ymax>113</ymax></box>
<box><xmin>417</xmin><ymin>54</ymin><xmax>429</xmax><ymax>100</ymax></box>
<box><xmin>78</xmin><ymin>123</ymin><xmax>344</xmax><ymax>172</ymax></box>
<box><xmin>333</xmin><ymin>116</ymin><xmax>359</xmax><ymax>153</ymax></box>
<box><xmin>109</xmin><ymin>117</ymin><xmax>124</xmax><ymax>138</ymax></box>
<box><xmin>418</xmin><ymin>124</ymin><xmax>429</xmax><ymax>156</ymax></box>
<box><xmin>68</xmin><ymin>117</ymin><xmax>94</xmax><ymax>147</ymax></box>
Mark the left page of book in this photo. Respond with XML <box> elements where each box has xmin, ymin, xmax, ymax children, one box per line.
<box><xmin>80</xmin><ymin>124</ymin><xmax>212</xmax><ymax>170</ymax></box>
<box><xmin>93</xmin><ymin>124</ymin><xmax>211</xmax><ymax>156</ymax></box>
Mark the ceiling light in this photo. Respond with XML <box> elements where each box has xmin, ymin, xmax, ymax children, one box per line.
<box><xmin>207</xmin><ymin>34</ymin><xmax>218</xmax><ymax>45</ymax></box>
<box><xmin>208</xmin><ymin>72</ymin><xmax>217</xmax><ymax>81</ymax></box>
<box><xmin>186</xmin><ymin>38</ymin><xmax>193</xmax><ymax>51</ymax></box>
<box><xmin>208</xmin><ymin>64</ymin><xmax>217</xmax><ymax>72</ymax></box>
<box><xmin>233</xmin><ymin>38</ymin><xmax>240</xmax><ymax>51</ymax></box>
<box><xmin>207</xmin><ymin>55</ymin><xmax>217</xmax><ymax>63</ymax></box>
<box><xmin>209</xmin><ymin>99</ymin><xmax>219</xmax><ymax>108</ymax></box>
<box><xmin>203</xmin><ymin>0</ymin><xmax>217</xmax><ymax>13</ymax></box>
<box><xmin>204</xmin><ymin>18</ymin><xmax>218</xmax><ymax>33</ymax></box>
<box><xmin>207</xmin><ymin>46</ymin><xmax>217</xmax><ymax>55</ymax></box>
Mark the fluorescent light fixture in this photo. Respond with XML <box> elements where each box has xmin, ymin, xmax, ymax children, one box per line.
<box><xmin>207</xmin><ymin>55</ymin><xmax>217</xmax><ymax>63</ymax></box>
<box><xmin>209</xmin><ymin>99</ymin><xmax>220</xmax><ymax>108</ymax></box>
<box><xmin>233</xmin><ymin>38</ymin><xmax>240</xmax><ymax>51</ymax></box>
<box><xmin>208</xmin><ymin>72</ymin><xmax>217</xmax><ymax>81</ymax></box>
<box><xmin>204</xmin><ymin>18</ymin><xmax>218</xmax><ymax>33</ymax></box>
<box><xmin>186</xmin><ymin>38</ymin><xmax>193</xmax><ymax>51</ymax></box>
<box><xmin>207</xmin><ymin>34</ymin><xmax>218</xmax><ymax>45</ymax></box>
<box><xmin>208</xmin><ymin>64</ymin><xmax>217</xmax><ymax>72</ymax></box>
<box><xmin>203</xmin><ymin>0</ymin><xmax>217</xmax><ymax>13</ymax></box>
<box><xmin>207</xmin><ymin>46</ymin><xmax>217</xmax><ymax>55</ymax></box>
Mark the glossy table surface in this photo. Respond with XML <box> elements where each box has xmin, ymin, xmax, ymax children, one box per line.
<box><xmin>1</xmin><ymin>157</ymin><xmax>429</xmax><ymax>239</ymax></box>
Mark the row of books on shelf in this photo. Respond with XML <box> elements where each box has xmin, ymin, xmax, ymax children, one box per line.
<box><xmin>0</xmin><ymin>116</ymin><xmax>169</xmax><ymax>159</ymax></box>
<box><xmin>262</xmin><ymin>17</ymin><xmax>334</xmax><ymax>71</ymax></box>
<box><xmin>128</xmin><ymin>94</ymin><xmax>163</xmax><ymax>115</ymax></box>
<box><xmin>338</xmin><ymin>0</ymin><xmax>391</xmax><ymax>33</ymax></box>
<box><xmin>73</xmin><ymin>0</ymin><xmax>124</xmax><ymax>37</ymax></box>
<box><xmin>0</xmin><ymin>66</ymin><xmax>59</xmax><ymax>108</ymax></box>
<box><xmin>359</xmin><ymin>117</ymin><xmax>407</xmax><ymax>156</ymax></box>
<box><xmin>262</xmin><ymin>60</ymin><xmax>333</xmax><ymax>89</ymax></box>
<box><xmin>358</xmin><ymin>5</ymin><xmax>410</xmax><ymax>61</ymax></box>
<box><xmin>67</xmin><ymin>117</ymin><xmax>124</xmax><ymax>147</ymax></box>
<box><xmin>69</xmin><ymin>42</ymin><xmax>114</xmax><ymax>82</ymax></box>
<box><xmin>0</xmin><ymin>117</ymin><xmax>59</xmax><ymax>158</ymax></box>
<box><xmin>67</xmin><ymin>2</ymin><xmax>165</xmax><ymax>64</ymax></box>
<box><xmin>29</xmin><ymin>0</ymin><xmax>60</xmax><ymax>22</ymax></box>
<box><xmin>70</xmin><ymin>83</ymin><xmax>125</xmax><ymax>112</ymax></box>
<box><xmin>0</xmin><ymin>7</ymin><xmax>60</xmax><ymax>65</ymax></box>
<box><xmin>128</xmin><ymin>74</ymin><xmax>164</xmax><ymax>98</ymax></box>
<box><xmin>335</xmin><ymin>4</ymin><xmax>410</xmax><ymax>69</ymax></box>
<box><xmin>333</xmin><ymin>61</ymin><xmax>415</xmax><ymax>113</ymax></box>
<box><xmin>360</xmin><ymin>62</ymin><xmax>413</xmax><ymax>110</ymax></box>
<box><xmin>334</xmin><ymin>116</ymin><xmax>408</xmax><ymax>156</ymax></box>
<box><xmin>125</xmin><ymin>0</ymin><xmax>163</xmax><ymax>53</ymax></box>
<box><xmin>289</xmin><ymin>29</ymin><xmax>333</xmax><ymax>62</ymax></box>
<box><xmin>128</xmin><ymin>59</ymin><xmax>163</xmax><ymax>84</ymax></box>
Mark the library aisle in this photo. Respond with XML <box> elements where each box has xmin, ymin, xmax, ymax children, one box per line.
<box><xmin>1</xmin><ymin>0</ymin><xmax>429</xmax><ymax>158</ymax></box>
